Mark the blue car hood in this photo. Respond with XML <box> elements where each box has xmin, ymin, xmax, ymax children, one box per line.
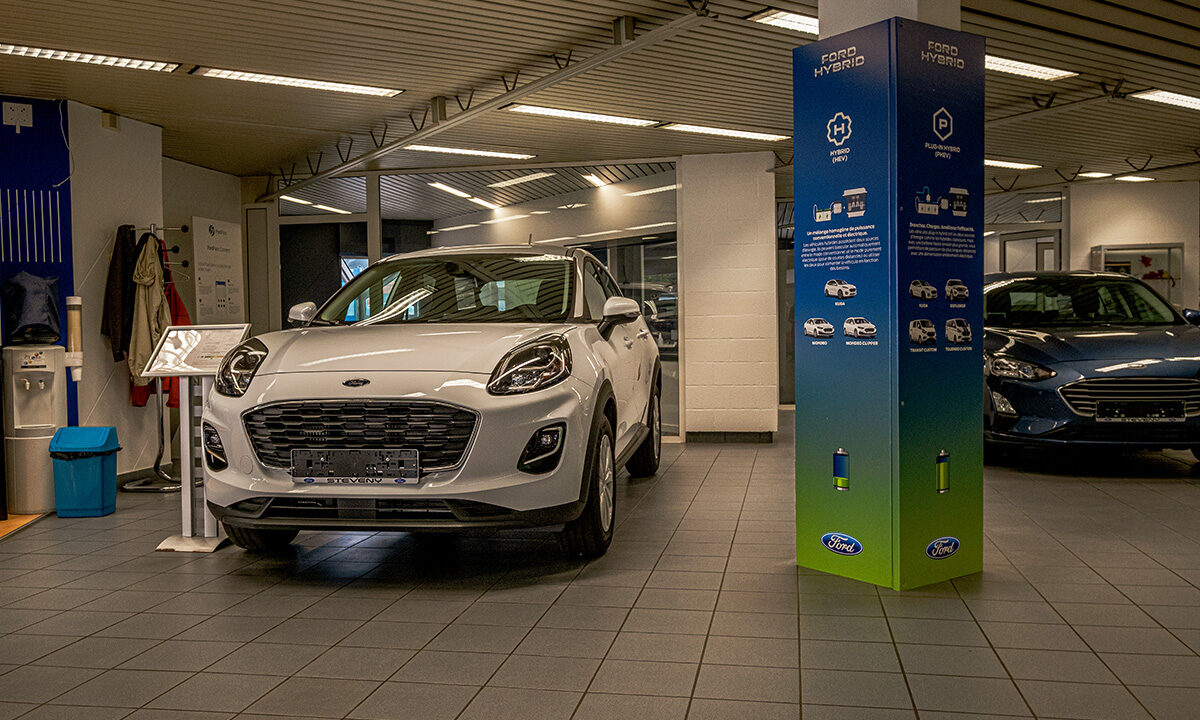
<box><xmin>986</xmin><ymin>325</ymin><xmax>1200</xmax><ymax>370</ymax></box>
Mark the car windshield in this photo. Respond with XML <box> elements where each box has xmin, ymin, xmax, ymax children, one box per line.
<box><xmin>314</xmin><ymin>253</ymin><xmax>576</xmax><ymax>325</ymax></box>
<box><xmin>948</xmin><ymin>280</ymin><xmax>964</xmax><ymax>286</ymax></box>
<box><xmin>984</xmin><ymin>275</ymin><xmax>1181</xmax><ymax>328</ymax></box>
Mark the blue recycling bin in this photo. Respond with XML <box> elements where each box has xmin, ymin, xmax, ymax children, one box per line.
<box><xmin>49</xmin><ymin>427</ymin><xmax>120</xmax><ymax>518</ymax></box>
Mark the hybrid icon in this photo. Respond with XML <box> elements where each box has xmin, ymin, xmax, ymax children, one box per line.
<box><xmin>821</xmin><ymin>532</ymin><xmax>863</xmax><ymax>556</ymax></box>
<box><xmin>826</xmin><ymin>111</ymin><xmax>853</xmax><ymax>146</ymax></box>
<box><xmin>926</xmin><ymin>536</ymin><xmax>960</xmax><ymax>559</ymax></box>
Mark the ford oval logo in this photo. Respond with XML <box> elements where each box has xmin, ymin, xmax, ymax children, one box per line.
<box><xmin>926</xmin><ymin>536</ymin><xmax>960</xmax><ymax>560</ymax></box>
<box><xmin>342</xmin><ymin>378</ymin><xmax>371</xmax><ymax>388</ymax></box>
<box><xmin>821</xmin><ymin>532</ymin><xmax>862</xmax><ymax>556</ymax></box>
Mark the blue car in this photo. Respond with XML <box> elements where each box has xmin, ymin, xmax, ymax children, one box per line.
<box><xmin>984</xmin><ymin>271</ymin><xmax>1200</xmax><ymax>457</ymax></box>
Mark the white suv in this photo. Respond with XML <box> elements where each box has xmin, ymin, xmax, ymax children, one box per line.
<box><xmin>824</xmin><ymin>279</ymin><xmax>857</xmax><ymax>299</ymax></box>
<box><xmin>202</xmin><ymin>246</ymin><xmax>661</xmax><ymax>559</ymax></box>
<box><xmin>843</xmin><ymin>317</ymin><xmax>877</xmax><ymax>338</ymax></box>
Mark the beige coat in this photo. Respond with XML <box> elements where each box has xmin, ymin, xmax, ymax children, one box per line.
<box><xmin>127</xmin><ymin>240</ymin><xmax>170</xmax><ymax>385</ymax></box>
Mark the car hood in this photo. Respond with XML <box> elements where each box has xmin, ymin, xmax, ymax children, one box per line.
<box><xmin>985</xmin><ymin>324</ymin><xmax>1200</xmax><ymax>365</ymax></box>
<box><xmin>254</xmin><ymin>323</ymin><xmax>576</xmax><ymax>375</ymax></box>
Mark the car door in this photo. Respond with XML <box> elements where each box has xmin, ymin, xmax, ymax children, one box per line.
<box><xmin>600</xmin><ymin>265</ymin><xmax>654</xmax><ymax>434</ymax></box>
<box><xmin>582</xmin><ymin>260</ymin><xmax>640</xmax><ymax>448</ymax></box>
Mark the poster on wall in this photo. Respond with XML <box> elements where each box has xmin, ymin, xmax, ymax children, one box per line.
<box><xmin>192</xmin><ymin>216</ymin><xmax>245</xmax><ymax>323</ymax></box>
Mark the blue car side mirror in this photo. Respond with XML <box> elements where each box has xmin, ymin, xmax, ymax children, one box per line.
<box><xmin>1183</xmin><ymin>308</ymin><xmax>1200</xmax><ymax>325</ymax></box>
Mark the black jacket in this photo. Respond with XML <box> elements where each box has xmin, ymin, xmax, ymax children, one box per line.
<box><xmin>100</xmin><ymin>224</ymin><xmax>150</xmax><ymax>361</ymax></box>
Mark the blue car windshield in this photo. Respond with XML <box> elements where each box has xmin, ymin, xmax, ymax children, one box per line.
<box><xmin>985</xmin><ymin>276</ymin><xmax>1181</xmax><ymax>328</ymax></box>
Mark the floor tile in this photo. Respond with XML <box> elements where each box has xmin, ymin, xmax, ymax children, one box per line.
<box><xmin>1129</xmin><ymin>685</ymin><xmax>1200</xmax><ymax>720</ymax></box>
<box><xmin>606</xmin><ymin>632</ymin><xmax>706</xmax><ymax>663</ymax></box>
<box><xmin>906</xmin><ymin>674</ymin><xmax>1029</xmax><ymax>716</ymax></box>
<box><xmin>457</xmin><ymin>686</ymin><xmax>581</xmax><ymax>720</ymax></box>
<box><xmin>145</xmin><ymin>672</ymin><xmax>283</xmax><ymax>713</ymax></box>
<box><xmin>53</xmin><ymin>668</ymin><xmax>192</xmax><ymax>708</ymax></box>
<box><xmin>489</xmin><ymin>654</ymin><xmax>599</xmax><ymax>691</ymax></box>
<box><xmin>693</xmin><ymin>664</ymin><xmax>799</xmax><ymax>703</ymax></box>
<box><xmin>0</xmin><ymin>664</ymin><xmax>102</xmax><ymax>703</ymax></box>
<box><xmin>389</xmin><ymin>650</ymin><xmax>506</xmax><ymax>685</ymax></box>
<box><xmin>348</xmin><ymin>681</ymin><xmax>477</xmax><ymax>720</ymax></box>
<box><xmin>1017</xmin><ymin>679</ymin><xmax>1152</xmax><ymax>720</ymax></box>
<box><xmin>299</xmin><ymin>646</ymin><xmax>416</xmax><ymax>681</ymax></box>
<box><xmin>588</xmin><ymin>659</ymin><xmax>698</xmax><ymax>697</ymax></box>
<box><xmin>514</xmin><ymin>627</ymin><xmax>615</xmax><ymax>659</ymax></box>
<box><xmin>799</xmin><ymin>669</ymin><xmax>910</xmax><ymax>709</ymax></box>
<box><xmin>245</xmin><ymin>676</ymin><xmax>380</xmax><ymax>718</ymax></box>
<box><xmin>35</xmin><ymin>636</ymin><xmax>159</xmax><ymax>669</ymax></box>
<box><xmin>571</xmin><ymin>692</ymin><xmax>688</xmax><ymax>720</ymax></box>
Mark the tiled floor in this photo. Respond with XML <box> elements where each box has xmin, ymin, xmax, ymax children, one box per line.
<box><xmin>1</xmin><ymin>416</ymin><xmax>1200</xmax><ymax>719</ymax></box>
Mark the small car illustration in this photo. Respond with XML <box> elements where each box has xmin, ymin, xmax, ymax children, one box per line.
<box><xmin>909</xmin><ymin>280</ymin><xmax>937</xmax><ymax>300</ymax></box>
<box><xmin>824</xmin><ymin>279</ymin><xmax>857</xmax><ymax>299</ymax></box>
<box><xmin>945</xmin><ymin>279</ymin><xmax>969</xmax><ymax>301</ymax></box>
<box><xmin>945</xmin><ymin>318</ymin><xmax>972</xmax><ymax>344</ymax></box>
<box><xmin>843</xmin><ymin>317</ymin><xmax>877</xmax><ymax>338</ymax></box>
<box><xmin>909</xmin><ymin>319</ymin><xmax>936</xmax><ymax>345</ymax></box>
<box><xmin>804</xmin><ymin>318</ymin><xmax>836</xmax><ymax>338</ymax></box>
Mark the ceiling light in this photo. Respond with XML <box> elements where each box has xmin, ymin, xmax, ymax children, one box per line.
<box><xmin>625</xmin><ymin>184</ymin><xmax>678</xmax><ymax>197</ymax></box>
<box><xmin>468</xmin><ymin>197</ymin><xmax>501</xmax><ymax>210</ymax></box>
<box><xmin>1078</xmin><ymin>171</ymin><xmax>1112</xmax><ymax>178</ymax></box>
<box><xmin>661</xmin><ymin>123</ymin><xmax>789</xmax><ymax>142</ymax></box>
<box><xmin>984</xmin><ymin>55</ymin><xmax>1077</xmax><ymax>81</ymax></box>
<box><xmin>506</xmin><ymin>104</ymin><xmax>656</xmax><ymax>127</ymax></box>
<box><xmin>661</xmin><ymin>255</ymin><xmax>677</xmax><ymax>259</ymax></box>
<box><xmin>1131</xmin><ymin>89</ymin><xmax>1200</xmax><ymax>111</ymax></box>
<box><xmin>984</xmin><ymin>231</ymin><xmax>996</xmax><ymax>237</ymax></box>
<box><xmin>582</xmin><ymin>174</ymin><xmax>607</xmax><ymax>187</ymax></box>
<box><xmin>747</xmin><ymin>9</ymin><xmax>819</xmax><ymax>36</ymax></box>
<box><xmin>578</xmin><ymin>229</ymin><xmax>619</xmax><ymax>238</ymax></box>
<box><xmin>986</xmin><ymin>159</ymin><xmax>1042</xmax><ymax>170</ymax></box>
<box><xmin>487</xmin><ymin>172</ymin><xmax>557</xmax><ymax>188</ymax></box>
<box><xmin>530</xmin><ymin>210</ymin><xmax>552</xmax><ymax>215</ymax></box>
<box><xmin>313</xmin><ymin>204</ymin><xmax>351</xmax><ymax>215</ymax></box>
<box><xmin>481</xmin><ymin>214</ymin><xmax>530</xmax><ymax>224</ymax></box>
<box><xmin>437</xmin><ymin>224</ymin><xmax>480</xmax><ymax>232</ymax></box>
<box><xmin>0</xmin><ymin>43</ymin><xmax>179</xmax><ymax>72</ymax></box>
<box><xmin>536</xmin><ymin>236</ymin><xmax>576</xmax><ymax>243</ymax></box>
<box><xmin>279</xmin><ymin>195</ymin><xmax>312</xmax><ymax>205</ymax></box>
<box><xmin>627</xmin><ymin>222</ymin><xmax>676</xmax><ymax>230</ymax></box>
<box><xmin>642</xmin><ymin>236</ymin><xmax>658</xmax><ymax>240</ymax></box>
<box><xmin>428</xmin><ymin>182</ymin><xmax>472</xmax><ymax>198</ymax></box>
<box><xmin>197</xmin><ymin>67</ymin><xmax>400</xmax><ymax>96</ymax></box>
<box><xmin>404</xmin><ymin>144</ymin><xmax>535</xmax><ymax>159</ymax></box>
<box><xmin>1116</xmin><ymin>175</ymin><xmax>1155</xmax><ymax>182</ymax></box>
<box><xmin>1024</xmin><ymin>196</ymin><xmax>1060</xmax><ymax>204</ymax></box>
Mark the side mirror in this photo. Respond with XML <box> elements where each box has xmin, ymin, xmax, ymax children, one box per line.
<box><xmin>599</xmin><ymin>296</ymin><xmax>640</xmax><ymax>336</ymax></box>
<box><xmin>288</xmin><ymin>301</ymin><xmax>318</xmax><ymax>327</ymax></box>
<box><xmin>1184</xmin><ymin>308</ymin><xmax>1200</xmax><ymax>325</ymax></box>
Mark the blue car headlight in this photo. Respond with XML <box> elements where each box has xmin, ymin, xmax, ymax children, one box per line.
<box><xmin>986</xmin><ymin>352</ymin><xmax>1056</xmax><ymax>381</ymax></box>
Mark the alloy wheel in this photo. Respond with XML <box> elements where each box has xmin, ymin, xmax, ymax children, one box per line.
<box><xmin>598</xmin><ymin>434</ymin><xmax>615</xmax><ymax>533</ymax></box>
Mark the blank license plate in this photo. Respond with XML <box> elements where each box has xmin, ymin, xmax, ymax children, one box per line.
<box><xmin>291</xmin><ymin>449</ymin><xmax>420</xmax><ymax>484</ymax></box>
<box><xmin>1095</xmin><ymin>401</ymin><xmax>1186</xmax><ymax>423</ymax></box>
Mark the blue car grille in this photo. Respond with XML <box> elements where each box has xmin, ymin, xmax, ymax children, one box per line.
<box><xmin>1058</xmin><ymin>378</ymin><xmax>1200</xmax><ymax>417</ymax></box>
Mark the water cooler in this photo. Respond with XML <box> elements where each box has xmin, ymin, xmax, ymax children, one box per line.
<box><xmin>3</xmin><ymin>346</ymin><xmax>67</xmax><ymax>514</ymax></box>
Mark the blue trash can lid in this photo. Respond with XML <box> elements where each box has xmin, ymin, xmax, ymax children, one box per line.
<box><xmin>50</xmin><ymin>426</ymin><xmax>119</xmax><ymax>453</ymax></box>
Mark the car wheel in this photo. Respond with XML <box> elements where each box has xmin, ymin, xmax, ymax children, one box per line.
<box><xmin>626</xmin><ymin>388</ymin><xmax>662</xmax><ymax>478</ymax></box>
<box><xmin>1191</xmin><ymin>447</ymin><xmax>1200</xmax><ymax>463</ymax></box>
<box><xmin>223</xmin><ymin>524</ymin><xmax>298</xmax><ymax>552</ymax></box>
<box><xmin>560</xmin><ymin>415</ymin><xmax>616</xmax><ymax>559</ymax></box>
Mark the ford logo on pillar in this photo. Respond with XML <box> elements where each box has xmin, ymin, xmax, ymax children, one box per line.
<box><xmin>926</xmin><ymin>536</ymin><xmax>960</xmax><ymax>560</ymax></box>
<box><xmin>821</xmin><ymin>532</ymin><xmax>863</xmax><ymax>556</ymax></box>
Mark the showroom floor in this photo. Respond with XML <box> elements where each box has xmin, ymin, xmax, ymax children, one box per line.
<box><xmin>1</xmin><ymin>421</ymin><xmax>1200</xmax><ymax>720</ymax></box>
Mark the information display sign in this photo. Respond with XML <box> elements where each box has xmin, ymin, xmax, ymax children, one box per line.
<box><xmin>142</xmin><ymin>324</ymin><xmax>250</xmax><ymax>377</ymax></box>
<box><xmin>793</xmin><ymin>18</ymin><xmax>984</xmax><ymax>589</ymax></box>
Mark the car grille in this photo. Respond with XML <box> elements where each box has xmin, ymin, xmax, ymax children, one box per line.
<box><xmin>1058</xmin><ymin>378</ymin><xmax>1200</xmax><ymax>417</ymax></box>
<box><xmin>243</xmin><ymin>400</ymin><xmax>477</xmax><ymax>471</ymax></box>
<box><xmin>256</xmin><ymin>497</ymin><xmax>518</xmax><ymax>523</ymax></box>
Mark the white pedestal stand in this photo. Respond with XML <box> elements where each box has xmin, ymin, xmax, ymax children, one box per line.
<box><xmin>157</xmin><ymin>374</ymin><xmax>225</xmax><ymax>552</ymax></box>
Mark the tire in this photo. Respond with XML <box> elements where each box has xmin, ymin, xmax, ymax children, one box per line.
<box><xmin>560</xmin><ymin>416</ymin><xmax>616</xmax><ymax>559</ymax></box>
<box><xmin>223</xmin><ymin>523</ymin><xmax>298</xmax><ymax>552</ymax></box>
<box><xmin>626</xmin><ymin>388</ymin><xmax>662</xmax><ymax>478</ymax></box>
<box><xmin>1191</xmin><ymin>447</ymin><xmax>1200</xmax><ymax>463</ymax></box>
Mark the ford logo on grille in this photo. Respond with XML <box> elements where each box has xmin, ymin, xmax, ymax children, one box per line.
<box><xmin>821</xmin><ymin>532</ymin><xmax>862</xmax><ymax>556</ymax></box>
<box><xmin>926</xmin><ymin>536</ymin><xmax>960</xmax><ymax>560</ymax></box>
<box><xmin>342</xmin><ymin>378</ymin><xmax>371</xmax><ymax>388</ymax></box>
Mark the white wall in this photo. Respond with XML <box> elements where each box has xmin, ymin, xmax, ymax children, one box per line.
<box><xmin>677</xmin><ymin>152</ymin><xmax>778</xmax><ymax>436</ymax></box>
<box><xmin>68</xmin><ymin>102</ymin><xmax>165</xmax><ymax>473</ymax></box>
<box><xmin>1069</xmin><ymin>181</ymin><xmax>1200</xmax><ymax>308</ymax></box>
<box><xmin>162</xmin><ymin>158</ymin><xmax>242</xmax><ymax>319</ymax></box>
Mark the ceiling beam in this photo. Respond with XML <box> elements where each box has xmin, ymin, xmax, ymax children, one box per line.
<box><xmin>258</xmin><ymin>9</ymin><xmax>715</xmax><ymax>202</ymax></box>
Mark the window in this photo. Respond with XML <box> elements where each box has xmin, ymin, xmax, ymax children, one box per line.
<box><xmin>582</xmin><ymin>262</ymin><xmax>609</xmax><ymax>321</ymax></box>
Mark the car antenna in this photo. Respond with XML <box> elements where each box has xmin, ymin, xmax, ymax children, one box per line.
<box><xmin>528</xmin><ymin>233</ymin><xmax>533</xmax><ymax>246</ymax></box>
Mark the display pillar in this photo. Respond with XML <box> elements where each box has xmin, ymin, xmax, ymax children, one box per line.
<box><xmin>793</xmin><ymin>18</ymin><xmax>984</xmax><ymax>590</ymax></box>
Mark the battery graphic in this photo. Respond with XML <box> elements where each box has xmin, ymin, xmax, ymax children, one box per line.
<box><xmin>833</xmin><ymin>448</ymin><xmax>849</xmax><ymax>491</ymax></box>
<box><xmin>935</xmin><ymin>450</ymin><xmax>950</xmax><ymax>493</ymax></box>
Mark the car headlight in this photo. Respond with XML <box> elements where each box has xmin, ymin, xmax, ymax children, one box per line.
<box><xmin>488</xmin><ymin>335</ymin><xmax>572</xmax><ymax>395</ymax></box>
<box><xmin>215</xmin><ymin>338</ymin><xmax>269</xmax><ymax>397</ymax></box>
<box><xmin>985</xmin><ymin>353</ymin><xmax>1056</xmax><ymax>381</ymax></box>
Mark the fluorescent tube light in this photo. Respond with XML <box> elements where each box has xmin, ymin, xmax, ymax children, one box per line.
<box><xmin>279</xmin><ymin>195</ymin><xmax>312</xmax><ymax>205</ymax></box>
<box><xmin>313</xmin><ymin>204</ymin><xmax>351</xmax><ymax>215</ymax></box>
<box><xmin>661</xmin><ymin>123</ymin><xmax>789</xmax><ymax>142</ymax></box>
<box><xmin>1116</xmin><ymin>175</ymin><xmax>1155</xmax><ymax>182</ymax></box>
<box><xmin>530</xmin><ymin>210</ymin><xmax>552</xmax><ymax>215</ymax></box>
<box><xmin>625</xmin><ymin>184</ymin><xmax>678</xmax><ymax>197</ymax></box>
<box><xmin>1078</xmin><ymin>171</ymin><xmax>1112</xmax><ymax>178</ymax></box>
<box><xmin>468</xmin><ymin>197</ymin><xmax>501</xmax><ymax>210</ymax></box>
<box><xmin>627</xmin><ymin>222</ymin><xmax>676</xmax><ymax>230</ymax></box>
<box><xmin>984</xmin><ymin>55</ymin><xmax>1077</xmax><ymax>81</ymax></box>
<box><xmin>1024</xmin><ymin>197</ymin><xmax>1060</xmax><ymax>204</ymax></box>
<box><xmin>428</xmin><ymin>182</ymin><xmax>472</xmax><ymax>198</ymax></box>
<box><xmin>487</xmin><ymin>172</ymin><xmax>556</xmax><ymax>188</ymax></box>
<box><xmin>578</xmin><ymin>230</ymin><xmax>619</xmax><ymax>238</ymax></box>
<box><xmin>984</xmin><ymin>231</ymin><xmax>996</xmax><ymax>237</ymax></box>
<box><xmin>747</xmin><ymin>9</ymin><xmax>819</xmax><ymax>36</ymax></box>
<box><xmin>582</xmin><ymin>174</ymin><xmax>607</xmax><ymax>187</ymax></box>
<box><xmin>197</xmin><ymin>67</ymin><xmax>400</xmax><ymax>96</ymax></box>
<box><xmin>506</xmin><ymin>104</ymin><xmax>656</xmax><ymax>127</ymax></box>
<box><xmin>986</xmin><ymin>159</ymin><xmax>1042</xmax><ymax>170</ymax></box>
<box><xmin>536</xmin><ymin>236</ymin><xmax>575</xmax><ymax>243</ymax></box>
<box><xmin>1131</xmin><ymin>89</ymin><xmax>1200</xmax><ymax>111</ymax></box>
<box><xmin>437</xmin><ymin>224</ymin><xmax>480</xmax><ymax>232</ymax></box>
<box><xmin>0</xmin><ymin>43</ymin><xmax>179</xmax><ymax>72</ymax></box>
<box><xmin>404</xmin><ymin>144</ymin><xmax>535</xmax><ymax>159</ymax></box>
<box><xmin>481</xmin><ymin>214</ymin><xmax>530</xmax><ymax>224</ymax></box>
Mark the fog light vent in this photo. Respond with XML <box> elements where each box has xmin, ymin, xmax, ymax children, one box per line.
<box><xmin>518</xmin><ymin>423</ymin><xmax>566</xmax><ymax>474</ymax></box>
<box><xmin>991</xmin><ymin>390</ymin><xmax>1017</xmax><ymax>416</ymax></box>
<box><xmin>202</xmin><ymin>423</ymin><xmax>229</xmax><ymax>471</ymax></box>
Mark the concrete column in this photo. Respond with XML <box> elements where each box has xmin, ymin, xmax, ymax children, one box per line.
<box><xmin>676</xmin><ymin>152</ymin><xmax>778</xmax><ymax>440</ymax></box>
<box><xmin>819</xmin><ymin>0</ymin><xmax>959</xmax><ymax>37</ymax></box>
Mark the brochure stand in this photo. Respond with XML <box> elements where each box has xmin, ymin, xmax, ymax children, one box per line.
<box><xmin>142</xmin><ymin>324</ymin><xmax>250</xmax><ymax>553</ymax></box>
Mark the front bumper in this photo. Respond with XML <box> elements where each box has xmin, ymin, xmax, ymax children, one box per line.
<box><xmin>203</xmin><ymin>370</ymin><xmax>593</xmax><ymax>530</ymax></box>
